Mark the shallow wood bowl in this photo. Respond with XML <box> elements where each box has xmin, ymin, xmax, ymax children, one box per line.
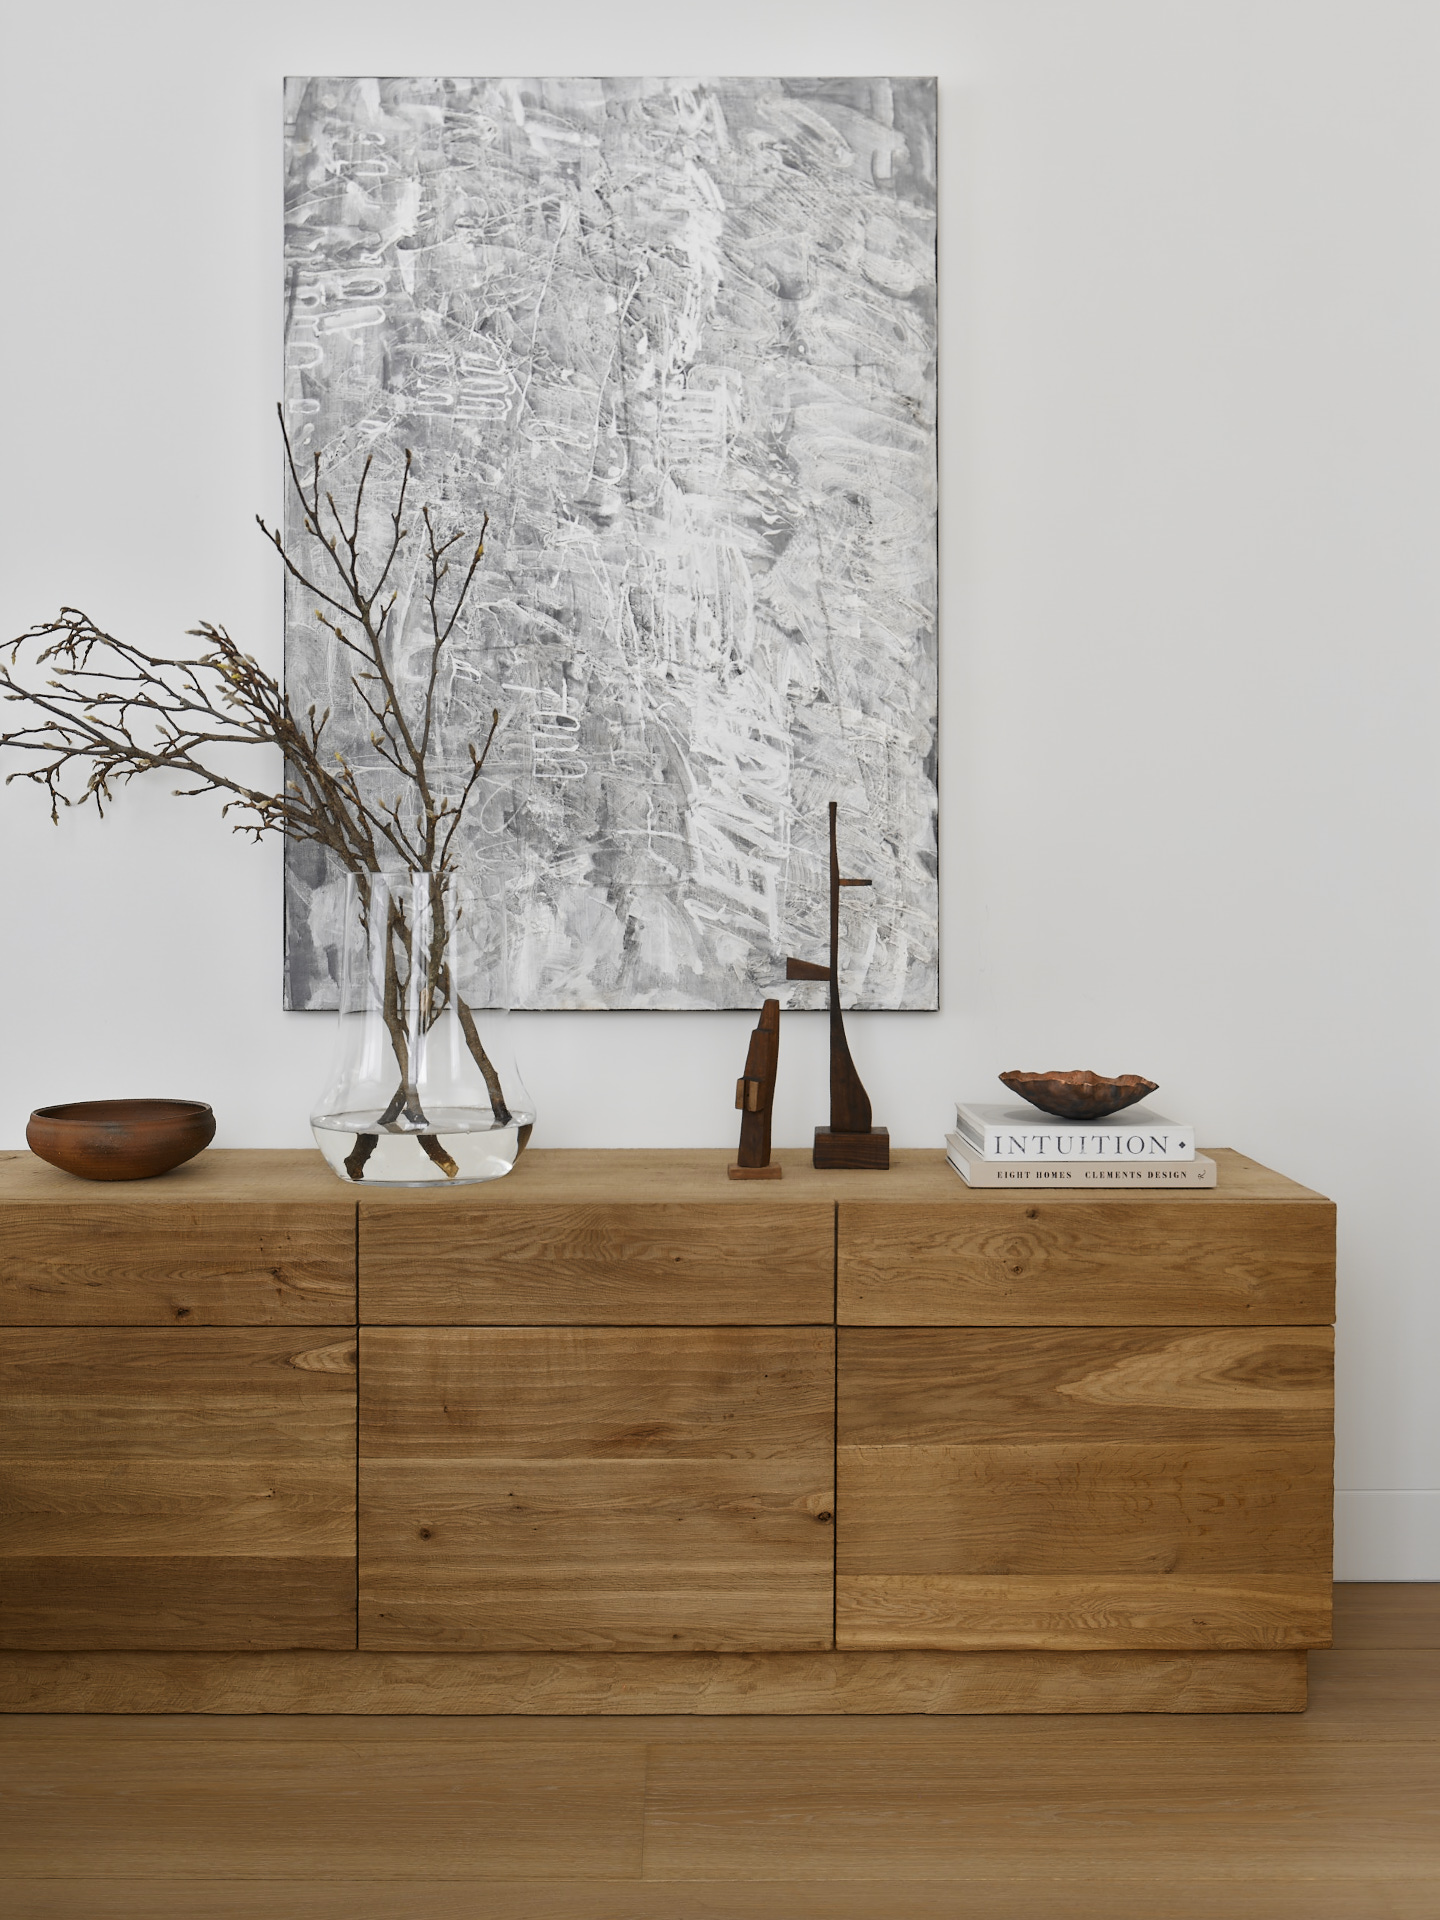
<box><xmin>26</xmin><ymin>1099</ymin><xmax>216</xmax><ymax>1181</ymax></box>
<box><xmin>998</xmin><ymin>1070</ymin><xmax>1158</xmax><ymax>1121</ymax></box>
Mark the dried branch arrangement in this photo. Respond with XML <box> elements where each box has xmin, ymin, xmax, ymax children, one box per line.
<box><xmin>1</xmin><ymin>410</ymin><xmax>512</xmax><ymax>1155</ymax></box>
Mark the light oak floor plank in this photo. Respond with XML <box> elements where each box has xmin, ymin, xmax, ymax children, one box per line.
<box><xmin>642</xmin><ymin>1734</ymin><xmax>1440</xmax><ymax>1880</ymax></box>
<box><xmin>3</xmin><ymin>1881</ymin><xmax>1436</xmax><ymax>1920</ymax></box>
<box><xmin>0</xmin><ymin>1621</ymin><xmax>1436</xmax><ymax>1908</ymax></box>
<box><xmin>0</xmin><ymin>1737</ymin><xmax>645</xmax><ymax>1881</ymax></box>
<box><xmin>1334</xmin><ymin>1582</ymin><xmax>1440</xmax><ymax>1648</ymax></box>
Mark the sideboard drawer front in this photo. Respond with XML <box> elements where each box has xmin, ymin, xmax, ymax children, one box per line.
<box><xmin>0</xmin><ymin>1329</ymin><xmax>357</xmax><ymax>1650</ymax></box>
<box><xmin>838</xmin><ymin>1199</ymin><xmax>1336</xmax><ymax>1325</ymax></box>
<box><xmin>360</xmin><ymin>1203</ymin><xmax>834</xmax><ymax>1324</ymax></box>
<box><xmin>840</xmin><ymin>1439</ymin><xmax>1332</xmax><ymax>1575</ymax></box>
<box><xmin>0</xmin><ymin>1204</ymin><xmax>356</xmax><ymax>1326</ymax></box>
<box><xmin>836</xmin><ymin>1326</ymin><xmax>1333</xmax><ymax>1651</ymax></box>
<box><xmin>839</xmin><ymin>1325</ymin><xmax>1335</xmax><ymax>1446</ymax></box>
<box><xmin>836</xmin><ymin>1575</ymin><xmax>1331</xmax><ymax>1651</ymax></box>
<box><xmin>359</xmin><ymin>1327</ymin><xmax>835</xmax><ymax>1651</ymax></box>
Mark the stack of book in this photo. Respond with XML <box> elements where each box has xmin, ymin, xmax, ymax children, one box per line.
<box><xmin>946</xmin><ymin>1101</ymin><xmax>1216</xmax><ymax>1188</ymax></box>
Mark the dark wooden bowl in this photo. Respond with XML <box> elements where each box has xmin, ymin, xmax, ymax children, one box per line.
<box><xmin>999</xmin><ymin>1071</ymin><xmax>1158</xmax><ymax>1121</ymax></box>
<box><xmin>26</xmin><ymin>1099</ymin><xmax>216</xmax><ymax>1181</ymax></box>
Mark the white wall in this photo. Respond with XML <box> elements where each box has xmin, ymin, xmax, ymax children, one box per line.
<box><xmin>2</xmin><ymin>0</ymin><xmax>1436</xmax><ymax>1577</ymax></box>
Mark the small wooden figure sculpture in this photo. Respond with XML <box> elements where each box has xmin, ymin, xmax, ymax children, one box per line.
<box><xmin>728</xmin><ymin>998</ymin><xmax>782</xmax><ymax>1180</ymax></box>
<box><xmin>786</xmin><ymin>802</ymin><xmax>890</xmax><ymax>1169</ymax></box>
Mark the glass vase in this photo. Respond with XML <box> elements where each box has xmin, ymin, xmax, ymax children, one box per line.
<box><xmin>310</xmin><ymin>873</ymin><xmax>534</xmax><ymax>1185</ymax></box>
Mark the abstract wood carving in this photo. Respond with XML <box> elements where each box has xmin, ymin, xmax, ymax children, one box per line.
<box><xmin>787</xmin><ymin>803</ymin><xmax>890</xmax><ymax>1169</ymax></box>
<box><xmin>730</xmin><ymin>998</ymin><xmax>782</xmax><ymax>1179</ymax></box>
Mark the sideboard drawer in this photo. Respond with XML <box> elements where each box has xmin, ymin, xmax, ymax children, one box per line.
<box><xmin>360</xmin><ymin>1201</ymin><xmax>834</xmax><ymax>1323</ymax></box>
<box><xmin>0</xmin><ymin>1328</ymin><xmax>356</xmax><ymax>1649</ymax></box>
<box><xmin>838</xmin><ymin>1194</ymin><xmax>1336</xmax><ymax>1326</ymax></box>
<box><xmin>836</xmin><ymin>1325</ymin><xmax>1333</xmax><ymax>1650</ymax></box>
<box><xmin>359</xmin><ymin>1326</ymin><xmax>834</xmax><ymax>1650</ymax></box>
<box><xmin>0</xmin><ymin>1151</ymin><xmax>355</xmax><ymax>1326</ymax></box>
<box><xmin>0</xmin><ymin>1207</ymin><xmax>357</xmax><ymax>1326</ymax></box>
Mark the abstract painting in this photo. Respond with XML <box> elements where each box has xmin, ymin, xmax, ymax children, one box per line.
<box><xmin>283</xmin><ymin>77</ymin><xmax>937</xmax><ymax>1010</ymax></box>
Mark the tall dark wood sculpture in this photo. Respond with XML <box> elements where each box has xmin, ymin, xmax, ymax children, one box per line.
<box><xmin>786</xmin><ymin>803</ymin><xmax>890</xmax><ymax>1170</ymax></box>
<box><xmin>728</xmin><ymin>998</ymin><xmax>782</xmax><ymax>1180</ymax></box>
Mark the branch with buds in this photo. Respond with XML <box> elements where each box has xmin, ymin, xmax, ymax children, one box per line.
<box><xmin>1</xmin><ymin>409</ymin><xmax>511</xmax><ymax>1160</ymax></box>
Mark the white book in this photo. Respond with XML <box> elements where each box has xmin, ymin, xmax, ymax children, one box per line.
<box><xmin>955</xmin><ymin>1101</ymin><xmax>1194</xmax><ymax>1161</ymax></box>
<box><xmin>946</xmin><ymin>1132</ymin><xmax>1216</xmax><ymax>1189</ymax></box>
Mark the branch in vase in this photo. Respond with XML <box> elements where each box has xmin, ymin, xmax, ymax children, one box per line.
<box><xmin>2</xmin><ymin>412</ymin><xmax>514</xmax><ymax>1154</ymax></box>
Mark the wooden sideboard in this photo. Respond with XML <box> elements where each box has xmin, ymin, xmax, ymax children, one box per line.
<box><xmin>0</xmin><ymin>1146</ymin><xmax>1335</xmax><ymax>1714</ymax></box>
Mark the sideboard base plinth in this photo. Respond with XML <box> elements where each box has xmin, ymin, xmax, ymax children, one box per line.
<box><xmin>0</xmin><ymin>1648</ymin><xmax>1307</xmax><ymax>1716</ymax></box>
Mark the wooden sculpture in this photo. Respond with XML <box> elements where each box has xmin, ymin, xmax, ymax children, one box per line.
<box><xmin>786</xmin><ymin>803</ymin><xmax>890</xmax><ymax>1169</ymax></box>
<box><xmin>728</xmin><ymin>998</ymin><xmax>782</xmax><ymax>1180</ymax></box>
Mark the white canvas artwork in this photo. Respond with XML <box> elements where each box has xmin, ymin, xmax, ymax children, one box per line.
<box><xmin>283</xmin><ymin>76</ymin><xmax>938</xmax><ymax>1010</ymax></box>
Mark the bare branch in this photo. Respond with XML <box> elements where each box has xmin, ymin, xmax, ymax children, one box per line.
<box><xmin>4</xmin><ymin>420</ymin><xmax>496</xmax><ymax>871</ymax></box>
<box><xmin>2</xmin><ymin>416</ymin><xmax>506</xmax><ymax>1140</ymax></box>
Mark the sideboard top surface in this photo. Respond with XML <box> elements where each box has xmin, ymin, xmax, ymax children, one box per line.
<box><xmin>0</xmin><ymin>1148</ymin><xmax>350</xmax><ymax>1209</ymax></box>
<box><xmin>0</xmin><ymin>1146</ymin><xmax>1330</xmax><ymax>1211</ymax></box>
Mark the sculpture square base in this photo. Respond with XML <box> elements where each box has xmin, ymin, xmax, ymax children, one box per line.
<box><xmin>813</xmin><ymin>1126</ymin><xmax>890</xmax><ymax>1170</ymax></box>
<box><xmin>727</xmin><ymin>1163</ymin><xmax>783</xmax><ymax>1180</ymax></box>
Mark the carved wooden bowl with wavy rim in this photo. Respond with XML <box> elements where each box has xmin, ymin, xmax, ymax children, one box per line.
<box><xmin>998</xmin><ymin>1071</ymin><xmax>1158</xmax><ymax>1121</ymax></box>
<box><xmin>26</xmin><ymin>1099</ymin><xmax>216</xmax><ymax>1181</ymax></box>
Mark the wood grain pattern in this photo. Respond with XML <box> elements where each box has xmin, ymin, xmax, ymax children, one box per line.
<box><xmin>0</xmin><ymin>1559</ymin><xmax>357</xmax><ymax>1651</ymax></box>
<box><xmin>838</xmin><ymin>1441</ymin><xmax>1332</xmax><ymax>1575</ymax></box>
<box><xmin>0</xmin><ymin>1153</ymin><xmax>354</xmax><ymax>1325</ymax></box>
<box><xmin>362</xmin><ymin>1462</ymin><xmax>833</xmax><ymax>1651</ymax></box>
<box><xmin>0</xmin><ymin>1206</ymin><xmax>355</xmax><ymax>1326</ymax></box>
<box><xmin>840</xmin><ymin>1189</ymin><xmax>1335</xmax><ymax>1326</ymax></box>
<box><xmin>359</xmin><ymin>1328</ymin><xmax>834</xmax><ymax>1652</ymax></box>
<box><xmin>0</xmin><ymin>1647</ymin><xmax>1307</xmax><ymax>1714</ymax></box>
<box><xmin>348</xmin><ymin>1144</ymin><xmax>1317</xmax><ymax>1206</ymax></box>
<box><xmin>1333</xmin><ymin>1583</ymin><xmax>1440</xmax><ymax>1649</ymax></box>
<box><xmin>838</xmin><ymin>1326</ymin><xmax>1334</xmax><ymax>1443</ymax></box>
<box><xmin>641</xmin><ymin>1731</ymin><xmax>1439</xmax><ymax>1883</ymax></box>
<box><xmin>0</xmin><ymin>1733</ymin><xmax>645</xmax><ymax>1880</ymax></box>
<box><xmin>6</xmin><ymin>1635</ymin><xmax>1439</xmax><ymax>1918</ymax></box>
<box><xmin>0</xmin><ymin>1330</ymin><xmax>356</xmax><ymax>1650</ymax></box>
<box><xmin>837</xmin><ymin>1573</ymin><xmax>1332</xmax><ymax>1649</ymax></box>
<box><xmin>347</xmin><ymin>1145</ymin><xmax>918</xmax><ymax>1207</ymax></box>
<box><xmin>0</xmin><ymin>1330</ymin><xmax>357</xmax><ymax>1456</ymax></box>
<box><xmin>838</xmin><ymin>1325</ymin><xmax>1331</xmax><ymax>1641</ymax></box>
<box><xmin>0</xmin><ymin>1146</ymin><xmax>1338</xmax><ymax>1690</ymax></box>
<box><xmin>0</xmin><ymin>1143</ymin><xmax>1322</xmax><ymax>1210</ymax></box>
<box><xmin>0</xmin><ymin>1150</ymin><xmax>347</xmax><ymax>1205</ymax></box>
<box><xmin>5</xmin><ymin>1880</ymin><xmax>1434</xmax><ymax>1920</ymax></box>
<box><xmin>1307</xmin><ymin>1647</ymin><xmax>1440</xmax><ymax>1733</ymax></box>
<box><xmin>0</xmin><ymin>1144</ymin><xmax>1329</xmax><ymax>1327</ymax></box>
<box><xmin>17</xmin><ymin>1647</ymin><xmax>1433</xmax><ymax>1738</ymax></box>
<box><xmin>359</xmin><ymin>1200</ymin><xmax>833</xmax><ymax>1323</ymax></box>
<box><xmin>361</xmin><ymin>1324</ymin><xmax>832</xmax><ymax>1457</ymax></box>
<box><xmin>0</xmin><ymin>1460</ymin><xmax>355</xmax><ymax>1555</ymax></box>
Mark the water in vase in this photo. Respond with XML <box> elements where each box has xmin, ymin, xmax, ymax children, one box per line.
<box><xmin>312</xmin><ymin>1108</ymin><xmax>534</xmax><ymax>1185</ymax></box>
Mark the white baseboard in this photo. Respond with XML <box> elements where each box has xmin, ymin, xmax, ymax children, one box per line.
<box><xmin>1334</xmin><ymin>1491</ymin><xmax>1440</xmax><ymax>1579</ymax></box>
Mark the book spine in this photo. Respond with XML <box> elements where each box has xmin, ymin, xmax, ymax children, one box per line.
<box><xmin>946</xmin><ymin>1138</ymin><xmax>1216</xmax><ymax>1189</ymax></box>
<box><xmin>956</xmin><ymin>1121</ymin><xmax>1193</xmax><ymax>1160</ymax></box>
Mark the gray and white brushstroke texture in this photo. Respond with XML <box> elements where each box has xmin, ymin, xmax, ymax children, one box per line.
<box><xmin>283</xmin><ymin>77</ymin><xmax>937</xmax><ymax>1010</ymax></box>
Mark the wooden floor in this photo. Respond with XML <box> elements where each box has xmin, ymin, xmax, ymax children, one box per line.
<box><xmin>1</xmin><ymin>1586</ymin><xmax>1436</xmax><ymax>1919</ymax></box>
